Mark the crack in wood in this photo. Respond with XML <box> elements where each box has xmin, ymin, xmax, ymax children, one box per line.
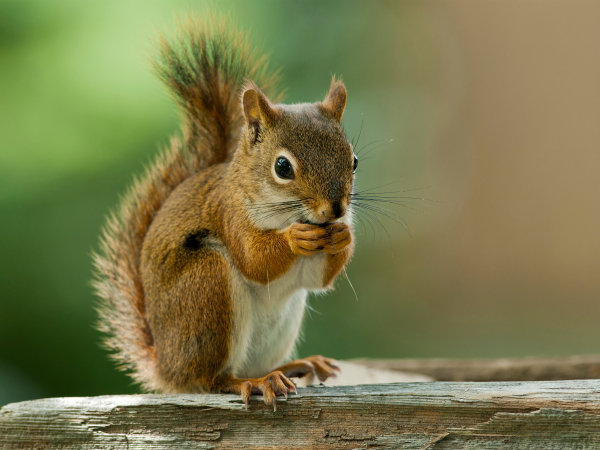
<box><xmin>419</xmin><ymin>432</ymin><xmax>450</xmax><ymax>449</ymax></box>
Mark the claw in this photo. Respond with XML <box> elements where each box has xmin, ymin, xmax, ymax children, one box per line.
<box><xmin>235</xmin><ymin>371</ymin><xmax>297</xmax><ymax>411</ymax></box>
<box><xmin>240</xmin><ymin>380</ymin><xmax>252</xmax><ymax>410</ymax></box>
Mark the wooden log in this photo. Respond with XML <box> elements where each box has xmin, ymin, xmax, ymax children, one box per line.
<box><xmin>2</xmin><ymin>380</ymin><xmax>600</xmax><ymax>448</ymax></box>
<box><xmin>352</xmin><ymin>354</ymin><xmax>600</xmax><ymax>382</ymax></box>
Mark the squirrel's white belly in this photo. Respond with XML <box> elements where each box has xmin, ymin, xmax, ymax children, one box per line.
<box><xmin>226</xmin><ymin>252</ymin><xmax>327</xmax><ymax>378</ymax></box>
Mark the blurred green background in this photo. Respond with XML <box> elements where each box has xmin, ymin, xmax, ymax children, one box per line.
<box><xmin>2</xmin><ymin>0</ymin><xmax>600</xmax><ymax>406</ymax></box>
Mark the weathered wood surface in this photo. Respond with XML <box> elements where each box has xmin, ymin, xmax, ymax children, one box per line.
<box><xmin>3</xmin><ymin>380</ymin><xmax>600</xmax><ymax>449</ymax></box>
<box><xmin>353</xmin><ymin>354</ymin><xmax>600</xmax><ymax>382</ymax></box>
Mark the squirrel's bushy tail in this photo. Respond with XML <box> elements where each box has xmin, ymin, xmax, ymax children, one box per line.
<box><xmin>92</xmin><ymin>14</ymin><xmax>280</xmax><ymax>391</ymax></box>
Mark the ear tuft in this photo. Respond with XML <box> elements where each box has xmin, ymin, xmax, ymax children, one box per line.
<box><xmin>321</xmin><ymin>77</ymin><xmax>347</xmax><ymax>123</ymax></box>
<box><xmin>241</xmin><ymin>80</ymin><xmax>278</xmax><ymax>134</ymax></box>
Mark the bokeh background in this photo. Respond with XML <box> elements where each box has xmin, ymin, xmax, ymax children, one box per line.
<box><xmin>1</xmin><ymin>0</ymin><xmax>599</xmax><ymax>406</ymax></box>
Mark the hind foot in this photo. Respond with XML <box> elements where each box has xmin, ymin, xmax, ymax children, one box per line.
<box><xmin>275</xmin><ymin>355</ymin><xmax>340</xmax><ymax>384</ymax></box>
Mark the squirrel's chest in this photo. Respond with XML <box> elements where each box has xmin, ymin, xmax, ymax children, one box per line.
<box><xmin>227</xmin><ymin>253</ymin><xmax>327</xmax><ymax>377</ymax></box>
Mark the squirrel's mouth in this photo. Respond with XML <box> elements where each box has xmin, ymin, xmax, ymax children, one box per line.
<box><xmin>296</xmin><ymin>219</ymin><xmax>320</xmax><ymax>226</ymax></box>
<box><xmin>297</xmin><ymin>218</ymin><xmax>339</xmax><ymax>227</ymax></box>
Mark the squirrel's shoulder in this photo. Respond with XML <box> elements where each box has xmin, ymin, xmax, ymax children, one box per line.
<box><xmin>161</xmin><ymin>163</ymin><xmax>229</xmax><ymax>212</ymax></box>
<box><xmin>144</xmin><ymin>162</ymin><xmax>230</xmax><ymax>244</ymax></box>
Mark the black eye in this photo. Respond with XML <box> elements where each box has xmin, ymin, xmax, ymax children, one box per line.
<box><xmin>353</xmin><ymin>155</ymin><xmax>358</xmax><ymax>173</ymax></box>
<box><xmin>275</xmin><ymin>157</ymin><xmax>294</xmax><ymax>180</ymax></box>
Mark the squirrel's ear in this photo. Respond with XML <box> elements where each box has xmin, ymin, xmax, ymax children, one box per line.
<box><xmin>321</xmin><ymin>77</ymin><xmax>347</xmax><ymax>123</ymax></box>
<box><xmin>242</xmin><ymin>81</ymin><xmax>278</xmax><ymax>143</ymax></box>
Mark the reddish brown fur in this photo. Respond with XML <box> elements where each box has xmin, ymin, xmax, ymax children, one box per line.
<box><xmin>141</xmin><ymin>165</ymin><xmax>233</xmax><ymax>392</ymax></box>
<box><xmin>140</xmin><ymin>149</ymin><xmax>353</xmax><ymax>393</ymax></box>
<box><xmin>94</xmin><ymin>15</ymin><xmax>355</xmax><ymax>403</ymax></box>
<box><xmin>320</xmin><ymin>77</ymin><xmax>347</xmax><ymax>123</ymax></box>
<box><xmin>93</xmin><ymin>15</ymin><xmax>281</xmax><ymax>392</ymax></box>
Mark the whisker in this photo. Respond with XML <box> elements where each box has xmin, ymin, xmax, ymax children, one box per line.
<box><xmin>351</xmin><ymin>196</ymin><xmax>432</xmax><ymax>212</ymax></box>
<box><xmin>253</xmin><ymin>203</ymin><xmax>304</xmax><ymax>214</ymax></box>
<box><xmin>354</xmin><ymin>184</ymin><xmax>442</xmax><ymax>197</ymax></box>
<box><xmin>251</xmin><ymin>203</ymin><xmax>302</xmax><ymax>215</ymax></box>
<box><xmin>351</xmin><ymin>209</ymin><xmax>368</xmax><ymax>243</ymax></box>
<box><xmin>251</xmin><ymin>204</ymin><xmax>301</xmax><ymax>220</ymax></box>
<box><xmin>355</xmin><ymin>156</ymin><xmax>376</xmax><ymax>163</ymax></box>
<box><xmin>343</xmin><ymin>267</ymin><xmax>359</xmax><ymax>302</ymax></box>
<box><xmin>353</xmin><ymin>179</ymin><xmax>404</xmax><ymax>195</ymax></box>
<box><xmin>351</xmin><ymin>208</ymin><xmax>377</xmax><ymax>246</ymax></box>
<box><xmin>353</xmin><ymin>204</ymin><xmax>392</xmax><ymax>246</ymax></box>
<box><xmin>276</xmin><ymin>210</ymin><xmax>305</xmax><ymax>229</ymax></box>
<box><xmin>352</xmin><ymin>202</ymin><xmax>412</xmax><ymax>240</ymax></box>
<box><xmin>355</xmin><ymin>139</ymin><xmax>386</xmax><ymax>156</ymax></box>
<box><xmin>256</xmin><ymin>206</ymin><xmax>304</xmax><ymax>224</ymax></box>
<box><xmin>226</xmin><ymin>198</ymin><xmax>307</xmax><ymax>215</ymax></box>
<box><xmin>358</xmin><ymin>139</ymin><xmax>393</xmax><ymax>159</ymax></box>
<box><xmin>363</xmin><ymin>206</ymin><xmax>392</xmax><ymax>248</ymax></box>
<box><xmin>354</xmin><ymin>201</ymin><xmax>403</xmax><ymax>219</ymax></box>
<box><xmin>246</xmin><ymin>198</ymin><xmax>310</xmax><ymax>209</ymax></box>
<box><xmin>352</xmin><ymin>114</ymin><xmax>364</xmax><ymax>151</ymax></box>
<box><xmin>352</xmin><ymin>193</ymin><xmax>440</xmax><ymax>201</ymax></box>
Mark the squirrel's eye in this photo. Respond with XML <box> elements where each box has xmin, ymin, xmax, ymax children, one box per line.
<box><xmin>353</xmin><ymin>155</ymin><xmax>358</xmax><ymax>173</ymax></box>
<box><xmin>275</xmin><ymin>157</ymin><xmax>294</xmax><ymax>180</ymax></box>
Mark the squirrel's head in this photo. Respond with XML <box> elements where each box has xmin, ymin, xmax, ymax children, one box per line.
<box><xmin>237</xmin><ymin>78</ymin><xmax>356</xmax><ymax>229</ymax></box>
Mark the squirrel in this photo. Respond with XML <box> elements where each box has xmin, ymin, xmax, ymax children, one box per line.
<box><xmin>93</xmin><ymin>14</ymin><xmax>356</xmax><ymax>410</ymax></box>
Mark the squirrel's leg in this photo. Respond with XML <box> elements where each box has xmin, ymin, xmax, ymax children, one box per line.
<box><xmin>145</xmin><ymin>245</ymin><xmax>296</xmax><ymax>409</ymax></box>
<box><xmin>212</xmin><ymin>371</ymin><xmax>297</xmax><ymax>411</ymax></box>
<box><xmin>143</xmin><ymin>246</ymin><xmax>235</xmax><ymax>393</ymax></box>
<box><xmin>274</xmin><ymin>355</ymin><xmax>341</xmax><ymax>383</ymax></box>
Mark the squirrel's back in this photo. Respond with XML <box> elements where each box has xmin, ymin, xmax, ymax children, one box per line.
<box><xmin>92</xmin><ymin>14</ymin><xmax>280</xmax><ymax>391</ymax></box>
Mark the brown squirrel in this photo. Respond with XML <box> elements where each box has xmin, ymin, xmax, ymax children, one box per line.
<box><xmin>93</xmin><ymin>15</ymin><xmax>356</xmax><ymax>410</ymax></box>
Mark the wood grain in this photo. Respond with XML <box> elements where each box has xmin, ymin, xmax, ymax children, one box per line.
<box><xmin>2</xmin><ymin>380</ymin><xmax>600</xmax><ymax>448</ymax></box>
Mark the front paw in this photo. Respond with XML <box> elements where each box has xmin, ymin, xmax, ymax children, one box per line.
<box><xmin>285</xmin><ymin>222</ymin><xmax>352</xmax><ymax>256</ymax></box>
<box><xmin>322</xmin><ymin>222</ymin><xmax>352</xmax><ymax>254</ymax></box>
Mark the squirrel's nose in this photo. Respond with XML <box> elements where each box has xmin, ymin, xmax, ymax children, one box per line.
<box><xmin>319</xmin><ymin>201</ymin><xmax>346</xmax><ymax>221</ymax></box>
<box><xmin>331</xmin><ymin>201</ymin><xmax>344</xmax><ymax>219</ymax></box>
